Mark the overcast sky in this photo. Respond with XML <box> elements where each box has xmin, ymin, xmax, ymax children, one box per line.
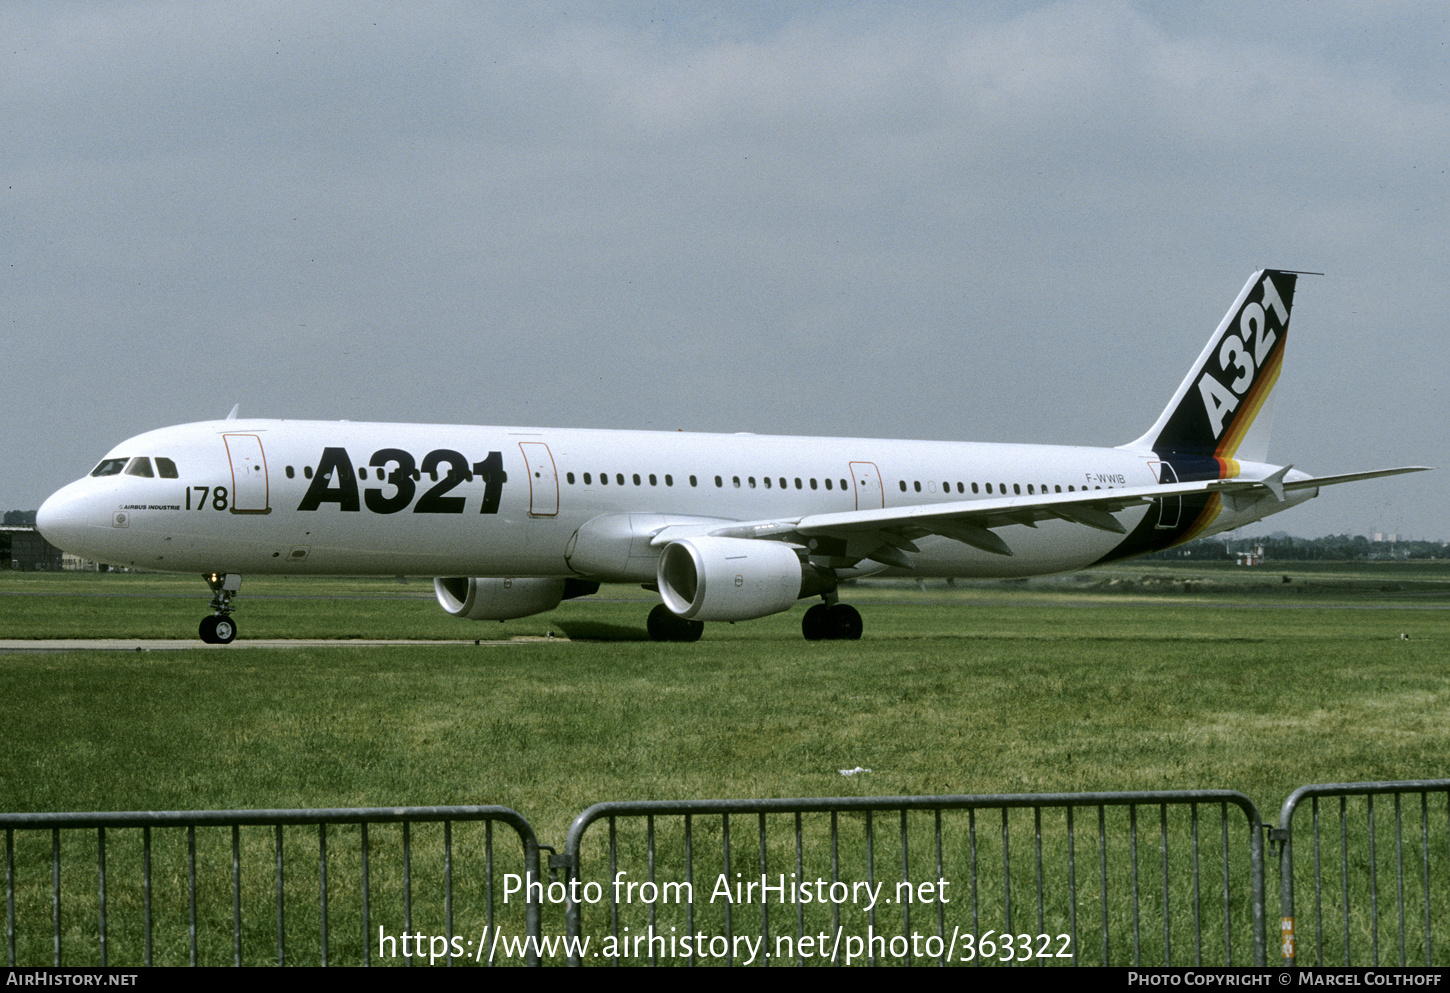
<box><xmin>4</xmin><ymin>1</ymin><xmax>1445</xmax><ymax>539</ymax></box>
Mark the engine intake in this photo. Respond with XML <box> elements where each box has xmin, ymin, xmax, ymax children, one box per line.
<box><xmin>657</xmin><ymin>537</ymin><xmax>809</xmax><ymax>622</ymax></box>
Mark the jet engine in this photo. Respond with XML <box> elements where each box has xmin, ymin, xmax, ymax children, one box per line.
<box><xmin>657</xmin><ymin>536</ymin><xmax>825</xmax><ymax>622</ymax></box>
<box><xmin>434</xmin><ymin>577</ymin><xmax>598</xmax><ymax>621</ymax></box>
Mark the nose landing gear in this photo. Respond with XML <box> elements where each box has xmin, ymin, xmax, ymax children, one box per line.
<box><xmin>199</xmin><ymin>572</ymin><xmax>241</xmax><ymax>644</ymax></box>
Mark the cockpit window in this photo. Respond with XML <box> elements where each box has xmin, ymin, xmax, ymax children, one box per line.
<box><xmin>91</xmin><ymin>458</ymin><xmax>128</xmax><ymax>477</ymax></box>
<box><xmin>124</xmin><ymin>457</ymin><xmax>154</xmax><ymax>478</ymax></box>
<box><xmin>155</xmin><ymin>457</ymin><xmax>178</xmax><ymax>478</ymax></box>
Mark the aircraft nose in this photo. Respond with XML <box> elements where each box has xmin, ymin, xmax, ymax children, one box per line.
<box><xmin>36</xmin><ymin>482</ymin><xmax>100</xmax><ymax>553</ymax></box>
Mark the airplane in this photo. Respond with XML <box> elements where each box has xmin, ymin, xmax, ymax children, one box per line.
<box><xmin>36</xmin><ymin>269</ymin><xmax>1427</xmax><ymax>644</ymax></box>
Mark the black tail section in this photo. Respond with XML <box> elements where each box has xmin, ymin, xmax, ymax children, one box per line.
<box><xmin>1103</xmin><ymin>270</ymin><xmax>1300</xmax><ymax>564</ymax></box>
<box><xmin>1126</xmin><ymin>269</ymin><xmax>1297</xmax><ymax>465</ymax></box>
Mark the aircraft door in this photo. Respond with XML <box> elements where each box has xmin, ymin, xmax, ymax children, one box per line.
<box><xmin>849</xmin><ymin>462</ymin><xmax>885</xmax><ymax>510</ymax></box>
<box><xmin>223</xmin><ymin>434</ymin><xmax>270</xmax><ymax>513</ymax></box>
<box><xmin>519</xmin><ymin>442</ymin><xmax>559</xmax><ymax>517</ymax></box>
<box><xmin>1149</xmin><ymin>461</ymin><xmax>1180</xmax><ymax>529</ymax></box>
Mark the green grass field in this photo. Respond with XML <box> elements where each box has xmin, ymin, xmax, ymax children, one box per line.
<box><xmin>2</xmin><ymin>563</ymin><xmax>1447</xmax><ymax>830</ymax></box>
<box><xmin>1</xmin><ymin>563</ymin><xmax>1447</xmax><ymax>965</ymax></box>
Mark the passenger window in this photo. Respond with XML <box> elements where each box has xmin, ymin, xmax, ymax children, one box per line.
<box><xmin>124</xmin><ymin>457</ymin><xmax>154</xmax><ymax>478</ymax></box>
<box><xmin>1027</xmin><ymin>484</ymin><xmax>1034</xmax><ymax>495</ymax></box>
<box><xmin>566</xmin><ymin>472</ymin><xmax>575</xmax><ymax>484</ymax></box>
<box><xmin>732</xmin><ymin>476</ymin><xmax>741</xmax><ymax>488</ymax></box>
<box><xmin>748</xmin><ymin>476</ymin><xmax>756</xmax><ymax>488</ymax></box>
<box><xmin>156</xmin><ymin>458</ymin><xmax>178</xmax><ymax>478</ymax></box>
<box><xmin>971</xmin><ymin>482</ymin><xmax>979</xmax><ymax>494</ymax></box>
<box><xmin>665</xmin><ymin>475</ymin><xmax>673</xmax><ymax>486</ymax></box>
<box><xmin>689</xmin><ymin>475</ymin><xmax>698</xmax><ymax>487</ymax></box>
<box><xmin>809</xmin><ymin>478</ymin><xmax>817</xmax><ymax>490</ymax></box>
<box><xmin>985</xmin><ymin>483</ymin><xmax>993</xmax><ymax>494</ymax></box>
<box><xmin>840</xmin><ymin>479</ymin><xmax>847</xmax><ymax>491</ymax></box>
<box><xmin>779</xmin><ymin>478</ymin><xmax>787</xmax><ymax>489</ymax></box>
<box><xmin>305</xmin><ymin>466</ymin><xmax>314</xmax><ymax>479</ymax></box>
<box><xmin>600</xmin><ymin>473</ymin><xmax>608</xmax><ymax>486</ymax></box>
<box><xmin>764</xmin><ymin>477</ymin><xmax>772</xmax><ymax>489</ymax></box>
<box><xmin>914</xmin><ymin>481</ymin><xmax>921</xmax><ymax>493</ymax></box>
<box><xmin>715</xmin><ymin>476</ymin><xmax>723</xmax><ymax>488</ymax></box>
<box><xmin>616</xmin><ymin>474</ymin><xmax>625</xmax><ymax>485</ymax></box>
<box><xmin>824</xmin><ymin>478</ymin><xmax>832</xmax><ymax>490</ymax></box>
<box><xmin>285</xmin><ymin>466</ymin><xmax>295</xmax><ymax>479</ymax></box>
<box><xmin>649</xmin><ymin>474</ymin><xmax>657</xmax><ymax>486</ymax></box>
<box><xmin>632</xmin><ymin>473</ymin><xmax>641</xmax><ymax>486</ymax></box>
<box><xmin>794</xmin><ymin>478</ymin><xmax>803</xmax><ymax>489</ymax></box>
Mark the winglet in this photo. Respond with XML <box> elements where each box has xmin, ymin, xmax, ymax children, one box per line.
<box><xmin>225</xmin><ymin>403</ymin><xmax>241</xmax><ymax>421</ymax></box>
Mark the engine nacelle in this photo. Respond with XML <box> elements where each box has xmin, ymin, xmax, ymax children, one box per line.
<box><xmin>656</xmin><ymin>537</ymin><xmax>807</xmax><ymax>622</ymax></box>
<box><xmin>434</xmin><ymin>576</ymin><xmax>568</xmax><ymax>621</ymax></box>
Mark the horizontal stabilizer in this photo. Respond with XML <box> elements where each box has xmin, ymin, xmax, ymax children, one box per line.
<box><xmin>1277</xmin><ymin>466</ymin><xmax>1432</xmax><ymax>491</ymax></box>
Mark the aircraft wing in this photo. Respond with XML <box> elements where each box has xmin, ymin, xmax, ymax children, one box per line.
<box><xmin>650</xmin><ymin>466</ymin><xmax>1430</xmax><ymax>562</ymax></box>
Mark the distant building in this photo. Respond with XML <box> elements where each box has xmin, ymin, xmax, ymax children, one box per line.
<box><xmin>2</xmin><ymin>526</ymin><xmax>64</xmax><ymax>571</ymax></box>
<box><xmin>1235</xmin><ymin>544</ymin><xmax>1266</xmax><ymax>566</ymax></box>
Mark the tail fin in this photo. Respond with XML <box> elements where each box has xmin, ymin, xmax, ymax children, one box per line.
<box><xmin>1125</xmin><ymin>269</ymin><xmax>1298</xmax><ymax>464</ymax></box>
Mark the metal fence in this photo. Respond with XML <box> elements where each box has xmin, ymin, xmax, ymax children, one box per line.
<box><xmin>1275</xmin><ymin>780</ymin><xmax>1450</xmax><ymax>968</ymax></box>
<box><xmin>8</xmin><ymin>781</ymin><xmax>1450</xmax><ymax>967</ymax></box>
<box><xmin>560</xmin><ymin>792</ymin><xmax>1266</xmax><ymax>967</ymax></box>
<box><xmin>2</xmin><ymin>806</ymin><xmax>542</xmax><ymax>967</ymax></box>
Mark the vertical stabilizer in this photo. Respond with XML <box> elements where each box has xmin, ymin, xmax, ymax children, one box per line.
<box><xmin>1124</xmin><ymin>269</ymin><xmax>1297</xmax><ymax>464</ymax></box>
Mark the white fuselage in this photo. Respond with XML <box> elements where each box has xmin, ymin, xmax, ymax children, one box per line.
<box><xmin>36</xmin><ymin>418</ymin><xmax>1307</xmax><ymax>581</ymax></box>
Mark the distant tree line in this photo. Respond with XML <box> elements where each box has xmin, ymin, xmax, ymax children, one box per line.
<box><xmin>1148</xmin><ymin>533</ymin><xmax>1447</xmax><ymax>561</ymax></box>
<box><xmin>4</xmin><ymin>510</ymin><xmax>37</xmax><ymax>526</ymax></box>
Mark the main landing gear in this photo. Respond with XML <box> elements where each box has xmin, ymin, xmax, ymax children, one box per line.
<box><xmin>647</xmin><ymin>604</ymin><xmax>704</xmax><ymax>643</ymax></box>
<box><xmin>199</xmin><ymin>572</ymin><xmax>241</xmax><ymax>644</ymax></box>
<box><xmin>645</xmin><ymin>598</ymin><xmax>864</xmax><ymax>642</ymax></box>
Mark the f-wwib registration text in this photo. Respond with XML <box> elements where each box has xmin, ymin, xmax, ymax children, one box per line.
<box><xmin>505</xmin><ymin>871</ymin><xmax>950</xmax><ymax>911</ymax></box>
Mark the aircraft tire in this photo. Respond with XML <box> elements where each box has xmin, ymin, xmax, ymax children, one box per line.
<box><xmin>213</xmin><ymin>616</ymin><xmax>237</xmax><ymax>644</ymax></box>
<box><xmin>801</xmin><ymin>603</ymin><xmax>830</xmax><ymax>641</ymax></box>
<box><xmin>648</xmin><ymin>604</ymin><xmax>704</xmax><ymax>643</ymax></box>
<box><xmin>827</xmin><ymin>604</ymin><xmax>863</xmax><ymax>640</ymax></box>
<box><xmin>199</xmin><ymin>615</ymin><xmax>237</xmax><ymax>645</ymax></box>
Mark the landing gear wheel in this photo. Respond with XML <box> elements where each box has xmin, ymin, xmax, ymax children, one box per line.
<box><xmin>803</xmin><ymin>603</ymin><xmax>862</xmax><ymax>640</ymax></box>
<box><xmin>827</xmin><ymin>603</ymin><xmax>863</xmax><ymax>640</ymax></box>
<box><xmin>802</xmin><ymin>603</ymin><xmax>830</xmax><ymax>641</ymax></box>
<box><xmin>647</xmin><ymin>604</ymin><xmax>704</xmax><ymax>643</ymax></box>
<box><xmin>212</xmin><ymin>616</ymin><xmax>236</xmax><ymax>644</ymax></box>
<box><xmin>199</xmin><ymin>615</ymin><xmax>237</xmax><ymax>645</ymax></box>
